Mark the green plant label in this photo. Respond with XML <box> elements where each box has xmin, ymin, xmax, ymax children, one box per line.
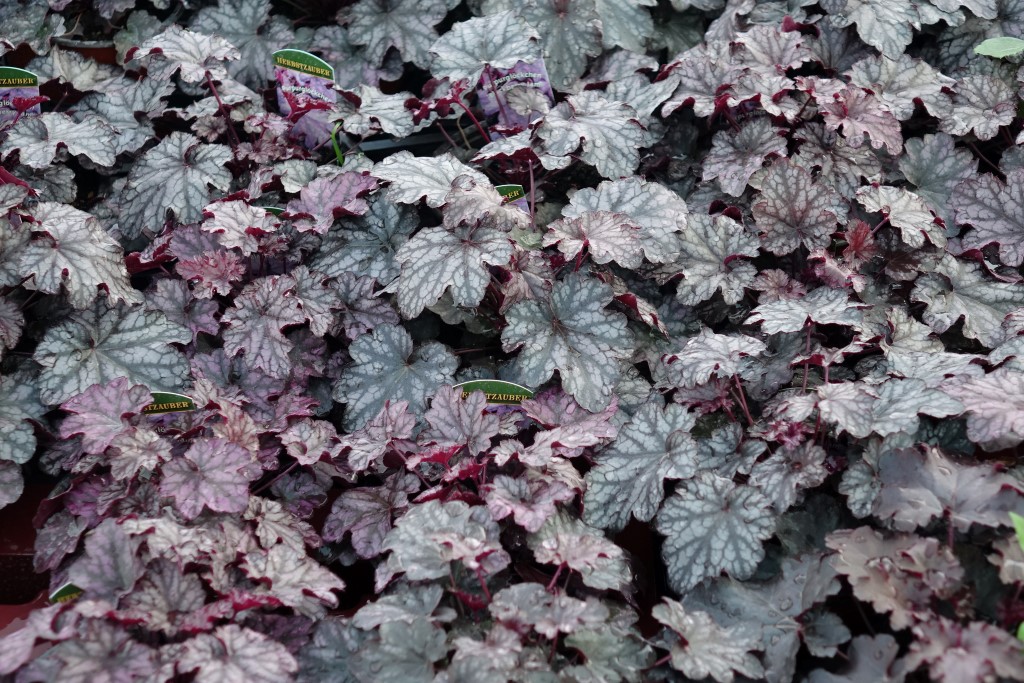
<box><xmin>143</xmin><ymin>391</ymin><xmax>196</xmax><ymax>414</ymax></box>
<box><xmin>0</xmin><ymin>67</ymin><xmax>41</xmax><ymax>123</ymax></box>
<box><xmin>263</xmin><ymin>206</ymin><xmax>285</xmax><ymax>216</ymax></box>
<box><xmin>49</xmin><ymin>582</ymin><xmax>83</xmax><ymax>604</ymax></box>
<box><xmin>453</xmin><ymin>379</ymin><xmax>535</xmax><ymax>405</ymax></box>
<box><xmin>495</xmin><ymin>184</ymin><xmax>525</xmax><ymax>203</ymax></box>
<box><xmin>273</xmin><ymin>49</ymin><xmax>337</xmax><ymax>150</ymax></box>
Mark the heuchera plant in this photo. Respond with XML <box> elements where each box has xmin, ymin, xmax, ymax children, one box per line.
<box><xmin>1</xmin><ymin>0</ymin><xmax>1024</xmax><ymax>680</ymax></box>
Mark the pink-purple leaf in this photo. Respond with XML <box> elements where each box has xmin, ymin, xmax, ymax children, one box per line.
<box><xmin>158</xmin><ymin>438</ymin><xmax>252</xmax><ymax>520</ymax></box>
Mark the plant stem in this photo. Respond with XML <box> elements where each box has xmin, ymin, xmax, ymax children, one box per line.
<box><xmin>732</xmin><ymin>375</ymin><xmax>755</xmax><ymax>426</ymax></box>
<box><xmin>529</xmin><ymin>162</ymin><xmax>537</xmax><ymax>232</ymax></box>
<box><xmin>251</xmin><ymin>460</ymin><xmax>298</xmax><ymax>496</ymax></box>
<box><xmin>454</xmin><ymin>99</ymin><xmax>490</xmax><ymax>144</ymax></box>
<box><xmin>205</xmin><ymin>71</ymin><xmax>240</xmax><ymax>148</ymax></box>
<box><xmin>546</xmin><ymin>562</ymin><xmax>566</xmax><ymax>592</ymax></box>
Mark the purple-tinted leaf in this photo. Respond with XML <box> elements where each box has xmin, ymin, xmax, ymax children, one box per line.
<box><xmin>322</xmin><ymin>473</ymin><xmax>418</xmax><ymax>558</ymax></box>
<box><xmin>749</xmin><ymin>443</ymin><xmax>829</xmax><ymax>511</ymax></box>
<box><xmin>905</xmin><ymin>617</ymin><xmax>1024</xmax><ymax>683</ymax></box>
<box><xmin>949</xmin><ymin>369</ymin><xmax>1024</xmax><ymax>445</ymax></box>
<box><xmin>329</xmin><ymin>272</ymin><xmax>399</xmax><ymax>341</ymax></box>
<box><xmin>528</xmin><ymin>510</ymin><xmax>631</xmax><ymax>591</ymax></box>
<box><xmin>119</xmin><ymin>559</ymin><xmax>206</xmax><ymax>636</ymax></box>
<box><xmin>158</xmin><ymin>438</ymin><xmax>252</xmax><ymax>519</ymax></box>
<box><xmin>178</xmin><ymin>625</ymin><xmax>298</xmax><ymax>683</ymax></box>
<box><xmin>662</xmin><ymin>41</ymin><xmax>745</xmax><ymax>118</ymax></box>
<box><xmin>145</xmin><ymin>279</ymin><xmax>219</xmax><ymax>342</ymax></box>
<box><xmin>67</xmin><ymin>518</ymin><xmax>143</xmax><ymax>602</ymax></box>
<box><xmin>201</xmin><ymin>199</ymin><xmax>278</xmax><ymax>255</ymax></box>
<box><xmin>544</xmin><ymin>210</ymin><xmax>642</xmax><ymax>268</ymax></box>
<box><xmin>857</xmin><ymin>185</ymin><xmax>946</xmax><ymax>248</ymax></box>
<box><xmin>59</xmin><ymin>378</ymin><xmax>151</xmax><ymax>453</ymax></box>
<box><xmin>847</xmin><ymin>53</ymin><xmax>954</xmax><ymax>120</ymax></box>
<box><xmin>821</xmin><ymin>87</ymin><xmax>902</xmax><ymax>154</ymax></box>
<box><xmin>222</xmin><ymin>276</ymin><xmax>306</xmax><ymax>379</ymax></box>
<box><xmin>285</xmin><ymin>173</ymin><xmax>378</xmax><ymax>234</ymax></box>
<box><xmin>340</xmin><ymin>400</ymin><xmax>416</xmax><ymax>472</ymax></box>
<box><xmin>807</xmin><ymin>635</ymin><xmax>907</xmax><ymax>683</ymax></box>
<box><xmin>280</xmin><ymin>418</ymin><xmax>340</xmax><ymax>465</ymax></box>
<box><xmin>421</xmin><ymin>386</ymin><xmax>500</xmax><ymax>456</ymax></box>
<box><xmin>242</xmin><ymin>543</ymin><xmax>345</xmax><ymax>617</ymax></box>
<box><xmin>873</xmin><ymin>446</ymin><xmax>1023</xmax><ymax>532</ymax></box>
<box><xmin>671</xmin><ymin>212</ymin><xmax>760</xmax><ymax>306</ymax></box>
<box><xmin>483</xmin><ymin>472</ymin><xmax>573</xmax><ymax>533</ymax></box>
<box><xmin>753</xmin><ymin>159</ymin><xmax>847</xmax><ymax>255</ymax></box>
<box><xmin>246</xmin><ymin>495</ymin><xmax>320</xmax><ymax>552</ymax></box>
<box><xmin>827</xmin><ymin>526</ymin><xmax>963</xmax><ymax>629</ymax></box>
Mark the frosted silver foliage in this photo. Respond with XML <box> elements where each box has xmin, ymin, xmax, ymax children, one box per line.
<box><xmin>178</xmin><ymin>625</ymin><xmax>297</xmax><ymax>683</ymax></box>
<box><xmin>192</xmin><ymin>0</ymin><xmax>293</xmax><ymax>88</ymax></box>
<box><xmin>653</xmin><ymin>599</ymin><xmax>765</xmax><ymax>683</ymax></box>
<box><xmin>899</xmin><ymin>132</ymin><xmax>976</xmax><ymax>228</ymax></box>
<box><xmin>847</xmin><ymin>53</ymin><xmax>954</xmax><ymax>120</ymax></box>
<box><xmin>563</xmin><ymin>176</ymin><xmax>687</xmax><ymax>264</ymax></box>
<box><xmin>807</xmin><ymin>634</ymin><xmax>906</xmax><ymax>683</ymax></box>
<box><xmin>382</xmin><ymin>499</ymin><xmax>508</xmax><ymax>582</ymax></box>
<box><xmin>543</xmin><ymin>210</ymin><xmax>642</xmax><ymax>268</ymax></box>
<box><xmin>1</xmin><ymin>113</ymin><xmax>117</xmax><ymax>169</ymax></box>
<box><xmin>527</xmin><ymin>510</ymin><xmax>631</xmax><ymax>591</ymax></box>
<box><xmin>33</xmin><ymin>301</ymin><xmax>190</xmax><ymax>406</ymax></box>
<box><xmin>826</xmin><ymin>0</ymin><xmax>919</xmax><ymax>58</ymax></box>
<box><xmin>349</xmin><ymin>618</ymin><xmax>447</xmax><ymax>683</ymax></box>
<box><xmin>953</xmin><ymin>169</ymin><xmax>1024</xmax><ymax>266</ymax></box>
<box><xmin>584</xmin><ymin>403</ymin><xmax>702</xmax><ymax>530</ymax></box>
<box><xmin>345</xmin><ymin>0</ymin><xmax>450</xmax><ymax>68</ymax></box>
<box><xmin>221</xmin><ymin>276</ymin><xmax>306</xmax><ymax>380</ymax></box>
<box><xmin>940</xmin><ymin>74</ymin><xmax>1016</xmax><ymax>142</ymax></box>
<box><xmin>429</xmin><ymin>11</ymin><xmax>540</xmax><ymax>84</ymax></box>
<box><xmin>0</xmin><ymin>373</ymin><xmax>44</xmax><ymax>466</ymax></box>
<box><xmin>501</xmin><ymin>273</ymin><xmax>634</xmax><ymax>412</ymax></box>
<box><xmin>512</xmin><ymin>0</ymin><xmax>602</xmax><ymax>89</ymax></box>
<box><xmin>753</xmin><ymin>159</ymin><xmax>847</xmax><ymax>255</ymax></box>
<box><xmin>536</xmin><ymin>92</ymin><xmax>650</xmax><ymax>180</ymax></box>
<box><xmin>19</xmin><ymin>202</ymin><xmax>141</xmax><ymax>309</ymax></box>
<box><xmin>746</xmin><ymin>286</ymin><xmax>868</xmax><ymax>334</ymax></box>
<box><xmin>911</xmin><ymin>254</ymin><xmax>1024</xmax><ymax>348</ymax></box>
<box><xmin>949</xmin><ymin>369</ymin><xmax>1024</xmax><ymax>445</ymax></box>
<box><xmin>119</xmin><ymin>132</ymin><xmax>232</xmax><ymax>239</ymax></box>
<box><xmin>130</xmin><ymin>26</ymin><xmax>240</xmax><ymax>83</ymax></box>
<box><xmin>372</xmin><ymin>151</ymin><xmax>488</xmax><ymax>208</ymax></box>
<box><xmin>663</xmin><ymin>328</ymin><xmax>768</xmax><ymax>388</ymax></box>
<box><xmin>703</xmin><ymin>117</ymin><xmax>788</xmax><ymax>196</ymax></box>
<box><xmin>672</xmin><ymin>213</ymin><xmax>760</xmax><ymax>306</ymax></box>
<box><xmin>857</xmin><ymin>185</ymin><xmax>946</xmax><ymax>248</ymax></box>
<box><xmin>656</xmin><ymin>472</ymin><xmax>776</xmax><ymax>593</ymax></box>
<box><xmin>395</xmin><ymin>223</ymin><xmax>513</xmax><ymax>318</ymax></box>
<box><xmin>334</xmin><ymin>324</ymin><xmax>457</xmax><ymax>430</ymax></box>
<box><xmin>819</xmin><ymin>379</ymin><xmax>963</xmax><ymax>439</ymax></box>
<box><xmin>311</xmin><ymin>198</ymin><xmax>418</xmax><ymax>283</ymax></box>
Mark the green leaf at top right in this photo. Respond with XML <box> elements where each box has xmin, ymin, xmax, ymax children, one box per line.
<box><xmin>1011</xmin><ymin>511</ymin><xmax>1024</xmax><ymax>552</ymax></box>
<box><xmin>974</xmin><ymin>37</ymin><xmax>1024</xmax><ymax>59</ymax></box>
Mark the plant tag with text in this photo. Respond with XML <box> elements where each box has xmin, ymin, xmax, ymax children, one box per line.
<box><xmin>273</xmin><ymin>49</ymin><xmax>337</xmax><ymax>148</ymax></box>
<box><xmin>0</xmin><ymin>67</ymin><xmax>42</xmax><ymax>123</ymax></box>
<box><xmin>477</xmin><ymin>58</ymin><xmax>554</xmax><ymax>130</ymax></box>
